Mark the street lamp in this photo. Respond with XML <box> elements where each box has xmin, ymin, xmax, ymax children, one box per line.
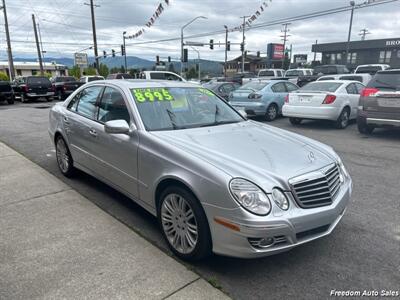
<box><xmin>190</xmin><ymin>46</ymin><xmax>201</xmax><ymax>82</ymax></box>
<box><xmin>123</xmin><ymin>31</ymin><xmax>127</xmax><ymax>71</ymax></box>
<box><xmin>345</xmin><ymin>1</ymin><xmax>356</xmax><ymax>66</ymax></box>
<box><xmin>77</xmin><ymin>45</ymin><xmax>93</xmax><ymax>53</ymax></box>
<box><xmin>180</xmin><ymin>16</ymin><xmax>207</xmax><ymax>75</ymax></box>
<box><xmin>224</xmin><ymin>25</ymin><xmax>228</xmax><ymax>78</ymax></box>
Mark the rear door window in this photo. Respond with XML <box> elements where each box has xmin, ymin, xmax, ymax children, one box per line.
<box><xmin>354</xmin><ymin>83</ymin><xmax>365</xmax><ymax>94</ymax></box>
<box><xmin>345</xmin><ymin>83</ymin><xmax>358</xmax><ymax>94</ymax></box>
<box><xmin>75</xmin><ymin>86</ymin><xmax>103</xmax><ymax>119</ymax></box>
<box><xmin>285</xmin><ymin>82</ymin><xmax>298</xmax><ymax>92</ymax></box>
<box><xmin>150</xmin><ymin>73</ymin><xmax>166</xmax><ymax>80</ymax></box>
<box><xmin>271</xmin><ymin>82</ymin><xmax>286</xmax><ymax>93</ymax></box>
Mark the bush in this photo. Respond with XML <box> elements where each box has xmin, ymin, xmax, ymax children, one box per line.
<box><xmin>0</xmin><ymin>71</ymin><xmax>10</xmax><ymax>81</ymax></box>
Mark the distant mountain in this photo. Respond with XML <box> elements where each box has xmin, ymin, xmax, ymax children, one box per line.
<box><xmin>12</xmin><ymin>56</ymin><xmax>224</xmax><ymax>75</ymax></box>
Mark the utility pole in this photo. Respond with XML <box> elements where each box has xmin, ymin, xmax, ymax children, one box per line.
<box><xmin>359</xmin><ymin>28</ymin><xmax>370</xmax><ymax>40</ymax></box>
<box><xmin>1</xmin><ymin>0</ymin><xmax>15</xmax><ymax>80</ymax></box>
<box><xmin>240</xmin><ymin>15</ymin><xmax>250</xmax><ymax>73</ymax></box>
<box><xmin>280</xmin><ymin>23</ymin><xmax>291</xmax><ymax>69</ymax></box>
<box><xmin>345</xmin><ymin>1</ymin><xmax>356</xmax><ymax>64</ymax></box>
<box><xmin>123</xmin><ymin>31</ymin><xmax>127</xmax><ymax>71</ymax></box>
<box><xmin>32</xmin><ymin>14</ymin><xmax>44</xmax><ymax>75</ymax></box>
<box><xmin>37</xmin><ymin>23</ymin><xmax>46</xmax><ymax>64</ymax></box>
<box><xmin>85</xmin><ymin>0</ymin><xmax>100</xmax><ymax>72</ymax></box>
<box><xmin>224</xmin><ymin>25</ymin><xmax>228</xmax><ymax>78</ymax></box>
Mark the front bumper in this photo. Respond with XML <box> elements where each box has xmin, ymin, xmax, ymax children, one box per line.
<box><xmin>283</xmin><ymin>104</ymin><xmax>341</xmax><ymax>121</ymax></box>
<box><xmin>231</xmin><ymin>101</ymin><xmax>267</xmax><ymax>116</ymax></box>
<box><xmin>204</xmin><ymin>178</ymin><xmax>352</xmax><ymax>258</ymax></box>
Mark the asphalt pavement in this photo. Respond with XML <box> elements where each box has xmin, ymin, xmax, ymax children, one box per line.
<box><xmin>0</xmin><ymin>100</ymin><xmax>399</xmax><ymax>299</ymax></box>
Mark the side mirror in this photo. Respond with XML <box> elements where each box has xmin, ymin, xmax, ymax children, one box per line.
<box><xmin>238</xmin><ymin>109</ymin><xmax>247</xmax><ymax>119</ymax></box>
<box><xmin>104</xmin><ymin>120</ymin><xmax>130</xmax><ymax>134</ymax></box>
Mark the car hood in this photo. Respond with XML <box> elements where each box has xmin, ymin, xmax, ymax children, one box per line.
<box><xmin>151</xmin><ymin>121</ymin><xmax>336</xmax><ymax>189</ymax></box>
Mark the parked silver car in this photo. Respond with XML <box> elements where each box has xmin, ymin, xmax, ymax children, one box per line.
<box><xmin>48</xmin><ymin>80</ymin><xmax>352</xmax><ymax>260</ymax></box>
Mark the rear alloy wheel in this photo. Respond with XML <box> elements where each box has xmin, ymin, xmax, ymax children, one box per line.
<box><xmin>358</xmin><ymin>120</ymin><xmax>375</xmax><ymax>134</ymax></box>
<box><xmin>57</xmin><ymin>91</ymin><xmax>63</xmax><ymax>101</ymax></box>
<box><xmin>158</xmin><ymin>186</ymin><xmax>211</xmax><ymax>261</ymax></box>
<box><xmin>20</xmin><ymin>94</ymin><xmax>26</xmax><ymax>103</ymax></box>
<box><xmin>55</xmin><ymin>136</ymin><xmax>74</xmax><ymax>177</ymax></box>
<box><xmin>335</xmin><ymin>108</ymin><xmax>350</xmax><ymax>129</ymax></box>
<box><xmin>289</xmin><ymin>117</ymin><xmax>302</xmax><ymax>125</ymax></box>
<box><xmin>46</xmin><ymin>97</ymin><xmax>53</xmax><ymax>102</ymax></box>
<box><xmin>265</xmin><ymin>104</ymin><xmax>278</xmax><ymax>122</ymax></box>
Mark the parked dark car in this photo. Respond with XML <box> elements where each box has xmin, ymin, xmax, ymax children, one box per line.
<box><xmin>51</xmin><ymin>76</ymin><xmax>84</xmax><ymax>100</ymax></box>
<box><xmin>232</xmin><ymin>72</ymin><xmax>255</xmax><ymax>85</ymax></box>
<box><xmin>297</xmin><ymin>65</ymin><xmax>350</xmax><ymax>87</ymax></box>
<box><xmin>13</xmin><ymin>76</ymin><xmax>54</xmax><ymax>102</ymax></box>
<box><xmin>106</xmin><ymin>73</ymin><xmax>134</xmax><ymax>79</ymax></box>
<box><xmin>202</xmin><ymin>81</ymin><xmax>240</xmax><ymax>100</ymax></box>
<box><xmin>0</xmin><ymin>80</ymin><xmax>14</xmax><ymax>104</ymax></box>
<box><xmin>357</xmin><ymin>69</ymin><xmax>400</xmax><ymax>134</ymax></box>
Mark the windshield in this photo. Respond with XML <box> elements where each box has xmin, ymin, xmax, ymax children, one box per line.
<box><xmin>239</xmin><ymin>81</ymin><xmax>268</xmax><ymax>91</ymax></box>
<box><xmin>132</xmin><ymin>87</ymin><xmax>244</xmax><ymax>131</ymax></box>
<box><xmin>300</xmin><ymin>82</ymin><xmax>342</xmax><ymax>92</ymax></box>
<box><xmin>285</xmin><ymin>70</ymin><xmax>302</xmax><ymax>77</ymax></box>
<box><xmin>368</xmin><ymin>72</ymin><xmax>400</xmax><ymax>91</ymax></box>
<box><xmin>356</xmin><ymin>66</ymin><xmax>381</xmax><ymax>74</ymax></box>
<box><xmin>27</xmin><ymin>77</ymin><xmax>51</xmax><ymax>85</ymax></box>
<box><xmin>88</xmin><ymin>76</ymin><xmax>104</xmax><ymax>82</ymax></box>
<box><xmin>259</xmin><ymin>70</ymin><xmax>274</xmax><ymax>77</ymax></box>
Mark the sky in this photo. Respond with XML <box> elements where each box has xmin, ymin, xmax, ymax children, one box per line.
<box><xmin>1</xmin><ymin>0</ymin><xmax>399</xmax><ymax>63</ymax></box>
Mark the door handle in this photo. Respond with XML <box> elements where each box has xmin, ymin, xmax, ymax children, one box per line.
<box><xmin>89</xmin><ymin>129</ymin><xmax>97</xmax><ymax>137</ymax></box>
<box><xmin>63</xmin><ymin>116</ymin><xmax>69</xmax><ymax>124</ymax></box>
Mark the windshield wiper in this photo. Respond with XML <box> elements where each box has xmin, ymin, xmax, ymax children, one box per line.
<box><xmin>166</xmin><ymin>109</ymin><xmax>179</xmax><ymax>130</ymax></box>
<box><xmin>199</xmin><ymin>120</ymin><xmax>241</xmax><ymax>128</ymax></box>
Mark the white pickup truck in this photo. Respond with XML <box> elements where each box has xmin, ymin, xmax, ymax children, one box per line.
<box><xmin>138</xmin><ymin>71</ymin><xmax>186</xmax><ymax>81</ymax></box>
<box><xmin>242</xmin><ymin>69</ymin><xmax>285</xmax><ymax>84</ymax></box>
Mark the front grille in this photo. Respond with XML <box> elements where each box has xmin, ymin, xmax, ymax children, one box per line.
<box><xmin>296</xmin><ymin>224</ymin><xmax>330</xmax><ymax>240</ymax></box>
<box><xmin>290</xmin><ymin>164</ymin><xmax>341</xmax><ymax>208</ymax></box>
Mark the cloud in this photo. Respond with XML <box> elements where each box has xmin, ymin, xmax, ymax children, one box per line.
<box><xmin>1</xmin><ymin>0</ymin><xmax>398</xmax><ymax>62</ymax></box>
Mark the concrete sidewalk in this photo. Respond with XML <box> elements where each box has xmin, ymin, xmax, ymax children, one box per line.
<box><xmin>0</xmin><ymin>142</ymin><xmax>229</xmax><ymax>300</ymax></box>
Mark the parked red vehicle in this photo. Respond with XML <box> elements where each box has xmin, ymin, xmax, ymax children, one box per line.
<box><xmin>51</xmin><ymin>76</ymin><xmax>84</xmax><ymax>100</ymax></box>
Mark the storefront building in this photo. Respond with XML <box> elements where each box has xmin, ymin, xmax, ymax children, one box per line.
<box><xmin>312</xmin><ymin>38</ymin><xmax>400</xmax><ymax>70</ymax></box>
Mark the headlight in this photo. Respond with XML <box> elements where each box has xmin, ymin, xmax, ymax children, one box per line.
<box><xmin>338</xmin><ymin>159</ymin><xmax>349</xmax><ymax>179</ymax></box>
<box><xmin>271</xmin><ymin>188</ymin><xmax>289</xmax><ymax>210</ymax></box>
<box><xmin>229</xmin><ymin>178</ymin><xmax>271</xmax><ymax>216</ymax></box>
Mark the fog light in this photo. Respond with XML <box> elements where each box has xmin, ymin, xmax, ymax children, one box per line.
<box><xmin>259</xmin><ymin>237</ymin><xmax>274</xmax><ymax>247</ymax></box>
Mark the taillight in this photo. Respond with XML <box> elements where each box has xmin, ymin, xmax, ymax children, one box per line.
<box><xmin>248</xmin><ymin>93</ymin><xmax>262</xmax><ymax>99</ymax></box>
<box><xmin>360</xmin><ymin>87</ymin><xmax>379</xmax><ymax>97</ymax></box>
<box><xmin>23</xmin><ymin>85</ymin><xmax>29</xmax><ymax>92</ymax></box>
<box><xmin>284</xmin><ymin>95</ymin><xmax>289</xmax><ymax>103</ymax></box>
<box><xmin>322</xmin><ymin>94</ymin><xmax>336</xmax><ymax>104</ymax></box>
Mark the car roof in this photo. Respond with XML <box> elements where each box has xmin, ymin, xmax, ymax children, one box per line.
<box><xmin>307</xmin><ymin>80</ymin><xmax>356</xmax><ymax>84</ymax></box>
<box><xmin>356</xmin><ymin>64</ymin><xmax>389</xmax><ymax>67</ymax></box>
<box><xmin>101</xmin><ymin>79</ymin><xmax>200</xmax><ymax>89</ymax></box>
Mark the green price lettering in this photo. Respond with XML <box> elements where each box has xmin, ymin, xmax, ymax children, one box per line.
<box><xmin>132</xmin><ymin>88</ymin><xmax>174</xmax><ymax>103</ymax></box>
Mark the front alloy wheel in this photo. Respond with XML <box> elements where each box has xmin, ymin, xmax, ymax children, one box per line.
<box><xmin>265</xmin><ymin>104</ymin><xmax>278</xmax><ymax>121</ymax></box>
<box><xmin>158</xmin><ymin>186</ymin><xmax>211</xmax><ymax>261</ymax></box>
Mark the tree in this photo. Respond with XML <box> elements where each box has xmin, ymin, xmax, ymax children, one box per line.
<box><xmin>68</xmin><ymin>65</ymin><xmax>81</xmax><ymax>79</ymax></box>
<box><xmin>186</xmin><ymin>67</ymin><xmax>198</xmax><ymax>79</ymax></box>
<box><xmin>83</xmin><ymin>67</ymin><xmax>97</xmax><ymax>76</ymax></box>
<box><xmin>98</xmin><ymin>63</ymin><xmax>109</xmax><ymax>77</ymax></box>
<box><xmin>120</xmin><ymin>65</ymin><xmax>125</xmax><ymax>73</ymax></box>
<box><xmin>109</xmin><ymin>67</ymin><xmax>120</xmax><ymax>74</ymax></box>
<box><xmin>128</xmin><ymin>68</ymin><xmax>139</xmax><ymax>77</ymax></box>
<box><xmin>0</xmin><ymin>71</ymin><xmax>9</xmax><ymax>81</ymax></box>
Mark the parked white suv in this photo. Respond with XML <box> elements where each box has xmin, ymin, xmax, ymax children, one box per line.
<box><xmin>285</xmin><ymin>68</ymin><xmax>313</xmax><ymax>83</ymax></box>
<box><xmin>79</xmin><ymin>75</ymin><xmax>105</xmax><ymax>83</ymax></box>
<box><xmin>138</xmin><ymin>71</ymin><xmax>185</xmax><ymax>81</ymax></box>
<box><xmin>242</xmin><ymin>69</ymin><xmax>284</xmax><ymax>84</ymax></box>
<box><xmin>354</xmin><ymin>64</ymin><xmax>390</xmax><ymax>75</ymax></box>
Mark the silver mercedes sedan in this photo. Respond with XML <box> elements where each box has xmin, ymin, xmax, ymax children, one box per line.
<box><xmin>48</xmin><ymin>80</ymin><xmax>352</xmax><ymax>260</ymax></box>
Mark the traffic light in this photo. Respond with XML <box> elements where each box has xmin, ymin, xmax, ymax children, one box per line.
<box><xmin>257</xmin><ymin>51</ymin><xmax>260</xmax><ymax>57</ymax></box>
<box><xmin>103</xmin><ymin>50</ymin><xmax>106</xmax><ymax>58</ymax></box>
<box><xmin>156</xmin><ymin>55</ymin><xmax>160</xmax><ymax>64</ymax></box>
<box><xmin>183</xmin><ymin>49</ymin><xmax>188</xmax><ymax>63</ymax></box>
<box><xmin>121</xmin><ymin>45</ymin><xmax>125</xmax><ymax>56</ymax></box>
<box><xmin>168</xmin><ymin>56</ymin><xmax>171</xmax><ymax>63</ymax></box>
<box><xmin>209</xmin><ymin>39</ymin><xmax>214</xmax><ymax>50</ymax></box>
<box><xmin>240</xmin><ymin>43</ymin><xmax>244</xmax><ymax>52</ymax></box>
<box><xmin>227</xmin><ymin>41</ymin><xmax>230</xmax><ymax>51</ymax></box>
<box><xmin>112</xmin><ymin>49</ymin><xmax>116</xmax><ymax>57</ymax></box>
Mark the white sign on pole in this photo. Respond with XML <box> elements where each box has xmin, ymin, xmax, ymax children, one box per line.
<box><xmin>74</xmin><ymin>53</ymin><xmax>88</xmax><ymax>67</ymax></box>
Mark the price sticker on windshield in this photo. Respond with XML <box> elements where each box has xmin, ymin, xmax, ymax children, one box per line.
<box><xmin>131</xmin><ymin>88</ymin><xmax>174</xmax><ymax>103</ymax></box>
<box><xmin>198</xmin><ymin>88</ymin><xmax>214</xmax><ymax>96</ymax></box>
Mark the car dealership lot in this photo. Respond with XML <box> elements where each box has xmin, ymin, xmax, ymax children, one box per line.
<box><xmin>0</xmin><ymin>101</ymin><xmax>399</xmax><ymax>299</ymax></box>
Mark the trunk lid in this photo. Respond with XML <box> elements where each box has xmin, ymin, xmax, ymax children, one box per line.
<box><xmin>288</xmin><ymin>92</ymin><xmax>328</xmax><ymax>107</ymax></box>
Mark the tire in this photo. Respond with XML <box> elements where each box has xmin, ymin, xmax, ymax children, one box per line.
<box><xmin>7</xmin><ymin>95</ymin><xmax>15</xmax><ymax>105</ymax></box>
<box><xmin>20</xmin><ymin>93</ymin><xmax>26</xmax><ymax>103</ymax></box>
<box><xmin>46</xmin><ymin>97</ymin><xmax>53</xmax><ymax>102</ymax></box>
<box><xmin>158</xmin><ymin>186</ymin><xmax>212</xmax><ymax>261</ymax></box>
<box><xmin>265</xmin><ymin>104</ymin><xmax>278</xmax><ymax>122</ymax></box>
<box><xmin>289</xmin><ymin>117</ymin><xmax>302</xmax><ymax>125</ymax></box>
<box><xmin>335</xmin><ymin>108</ymin><xmax>350</xmax><ymax>129</ymax></box>
<box><xmin>56</xmin><ymin>90</ymin><xmax>63</xmax><ymax>101</ymax></box>
<box><xmin>357</xmin><ymin>119</ymin><xmax>374</xmax><ymax>134</ymax></box>
<box><xmin>55</xmin><ymin>136</ymin><xmax>75</xmax><ymax>177</ymax></box>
